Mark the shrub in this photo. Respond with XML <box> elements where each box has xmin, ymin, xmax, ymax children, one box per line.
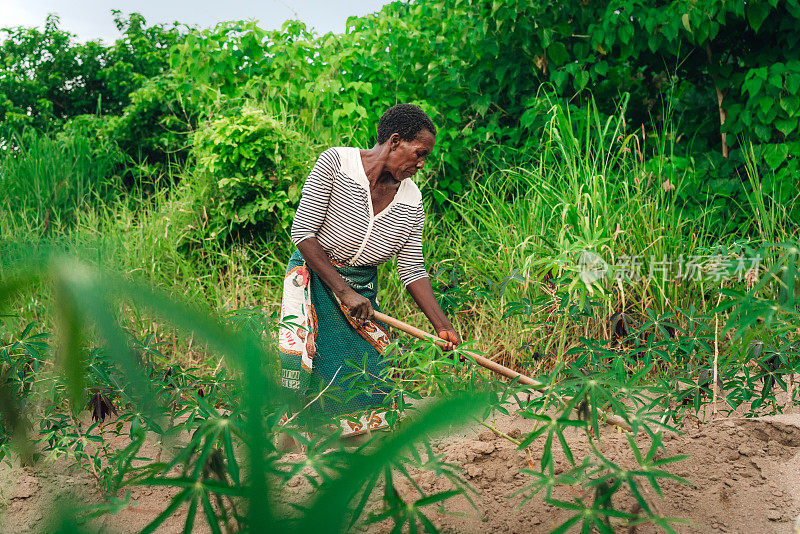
<box><xmin>192</xmin><ymin>103</ymin><xmax>313</xmax><ymax>242</ymax></box>
<box><xmin>103</xmin><ymin>71</ymin><xmax>201</xmax><ymax>181</ymax></box>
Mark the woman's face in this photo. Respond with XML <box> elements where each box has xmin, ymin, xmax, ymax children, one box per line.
<box><xmin>389</xmin><ymin>129</ymin><xmax>436</xmax><ymax>180</ymax></box>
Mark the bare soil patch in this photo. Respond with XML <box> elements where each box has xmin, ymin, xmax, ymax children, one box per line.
<box><xmin>1</xmin><ymin>412</ymin><xmax>799</xmax><ymax>533</ymax></box>
<box><xmin>400</xmin><ymin>412</ymin><xmax>800</xmax><ymax>533</ymax></box>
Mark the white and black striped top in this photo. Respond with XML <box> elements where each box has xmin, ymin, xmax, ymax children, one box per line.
<box><xmin>291</xmin><ymin>146</ymin><xmax>428</xmax><ymax>287</ymax></box>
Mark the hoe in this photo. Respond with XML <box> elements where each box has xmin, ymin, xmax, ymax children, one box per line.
<box><xmin>375</xmin><ymin>311</ymin><xmax>631</xmax><ymax>432</ymax></box>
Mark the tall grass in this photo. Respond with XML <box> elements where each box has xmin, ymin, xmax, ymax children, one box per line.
<box><xmin>740</xmin><ymin>142</ymin><xmax>800</xmax><ymax>244</ymax></box>
<box><xmin>0</xmin><ymin>158</ymin><xmax>287</xmax><ymax>369</ymax></box>
<box><xmin>0</xmin><ymin>129</ymin><xmax>124</xmax><ymax>231</ymax></box>
<box><xmin>386</xmin><ymin>97</ymin><xmax>798</xmax><ymax>371</ymax></box>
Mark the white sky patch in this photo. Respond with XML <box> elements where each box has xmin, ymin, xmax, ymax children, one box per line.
<box><xmin>0</xmin><ymin>1</ymin><xmax>41</xmax><ymax>27</ymax></box>
<box><xmin>0</xmin><ymin>0</ymin><xmax>393</xmax><ymax>42</ymax></box>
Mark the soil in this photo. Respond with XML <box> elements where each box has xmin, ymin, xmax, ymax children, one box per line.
<box><xmin>392</xmin><ymin>412</ymin><xmax>800</xmax><ymax>534</ymax></box>
<box><xmin>1</xmin><ymin>410</ymin><xmax>799</xmax><ymax>533</ymax></box>
<box><xmin>0</xmin><ymin>414</ymin><xmax>212</xmax><ymax>534</ymax></box>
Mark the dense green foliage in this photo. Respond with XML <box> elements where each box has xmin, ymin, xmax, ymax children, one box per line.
<box><xmin>0</xmin><ymin>12</ymin><xmax>185</xmax><ymax>136</ymax></box>
<box><xmin>156</xmin><ymin>0</ymin><xmax>800</xmax><ymax>211</ymax></box>
<box><xmin>3</xmin><ymin>1</ymin><xmax>799</xmax><ymax>227</ymax></box>
<box><xmin>192</xmin><ymin>103</ymin><xmax>312</xmax><ymax>241</ymax></box>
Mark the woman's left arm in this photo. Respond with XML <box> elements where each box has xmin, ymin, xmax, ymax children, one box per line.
<box><xmin>397</xmin><ymin>204</ymin><xmax>461</xmax><ymax>349</ymax></box>
<box><xmin>405</xmin><ymin>278</ymin><xmax>462</xmax><ymax>350</ymax></box>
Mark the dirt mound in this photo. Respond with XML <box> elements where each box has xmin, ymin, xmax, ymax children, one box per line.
<box><xmin>1</xmin><ymin>414</ymin><xmax>798</xmax><ymax>533</ymax></box>
<box><xmin>384</xmin><ymin>413</ymin><xmax>800</xmax><ymax>533</ymax></box>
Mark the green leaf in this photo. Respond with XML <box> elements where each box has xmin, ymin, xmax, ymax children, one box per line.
<box><xmin>140</xmin><ymin>488</ymin><xmax>191</xmax><ymax>534</ymax></box>
<box><xmin>763</xmin><ymin>143</ymin><xmax>788</xmax><ymax>170</ymax></box>
<box><xmin>618</xmin><ymin>24</ymin><xmax>634</xmax><ymax>46</ymax></box>
<box><xmin>754</xmin><ymin>123</ymin><xmax>772</xmax><ymax>141</ymax></box>
<box><xmin>413</xmin><ymin>489</ymin><xmax>462</xmax><ymax>507</ymax></box>
<box><xmin>53</xmin><ymin>276</ymin><xmax>86</xmax><ymax>411</ymax></box>
<box><xmin>775</xmin><ymin>118</ymin><xmax>798</xmax><ymax>136</ymax></box>
<box><xmin>744</xmin><ymin>76</ymin><xmax>763</xmax><ymax>98</ymax></box>
<box><xmin>746</xmin><ymin>2</ymin><xmax>771</xmax><ymax>32</ymax></box>
<box><xmin>786</xmin><ymin>73</ymin><xmax>800</xmax><ymax>94</ymax></box>
<box><xmin>556</xmin><ymin>427</ymin><xmax>575</xmax><ymax>465</ymax></box>
<box><xmin>551</xmin><ymin>70</ymin><xmax>569</xmax><ymax>92</ymax></box>
<box><xmin>550</xmin><ymin>514</ymin><xmax>582</xmax><ymax>534</ymax></box>
<box><xmin>222</xmin><ymin>428</ymin><xmax>240</xmax><ymax>486</ymax></box>
<box><xmin>780</xmin><ymin>95</ymin><xmax>799</xmax><ymax>115</ymax></box>
<box><xmin>517</xmin><ymin>424</ymin><xmax>549</xmax><ymax>448</ymax></box>
<box><xmin>201</xmin><ymin>492</ymin><xmax>223</xmax><ymax>534</ymax></box>
<box><xmin>548</xmin><ymin>42</ymin><xmax>569</xmax><ymax>66</ymax></box>
<box><xmin>183</xmin><ymin>494</ymin><xmax>198</xmax><ymax>534</ymax></box>
<box><xmin>574</xmin><ymin>71</ymin><xmax>590</xmax><ymax>91</ymax></box>
<box><xmin>593</xmin><ymin>61</ymin><xmax>609</xmax><ymax>77</ymax></box>
<box><xmin>349</xmin><ymin>471</ymin><xmax>381</xmax><ymax>528</ymax></box>
<box><xmin>758</xmin><ymin>95</ymin><xmax>774</xmax><ymax>114</ymax></box>
<box><xmin>521</xmin><ymin>108</ymin><xmax>538</xmax><ymax>129</ymax></box>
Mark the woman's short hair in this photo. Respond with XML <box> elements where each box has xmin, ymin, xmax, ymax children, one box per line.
<box><xmin>377</xmin><ymin>103</ymin><xmax>436</xmax><ymax>144</ymax></box>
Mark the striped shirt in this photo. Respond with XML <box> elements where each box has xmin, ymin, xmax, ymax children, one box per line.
<box><xmin>291</xmin><ymin>146</ymin><xmax>428</xmax><ymax>287</ymax></box>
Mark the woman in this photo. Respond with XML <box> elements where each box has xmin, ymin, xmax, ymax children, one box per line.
<box><xmin>278</xmin><ymin>103</ymin><xmax>461</xmax><ymax>436</ymax></box>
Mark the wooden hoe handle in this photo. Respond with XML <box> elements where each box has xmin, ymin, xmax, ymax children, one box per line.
<box><xmin>374</xmin><ymin>311</ymin><xmax>541</xmax><ymax>387</ymax></box>
<box><xmin>373</xmin><ymin>311</ymin><xmax>632</xmax><ymax>432</ymax></box>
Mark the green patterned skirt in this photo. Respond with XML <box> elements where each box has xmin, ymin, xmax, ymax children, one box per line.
<box><xmin>278</xmin><ymin>250</ymin><xmax>394</xmax><ymax>433</ymax></box>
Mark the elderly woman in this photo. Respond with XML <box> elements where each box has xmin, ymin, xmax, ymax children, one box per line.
<box><xmin>278</xmin><ymin>103</ymin><xmax>461</xmax><ymax>436</ymax></box>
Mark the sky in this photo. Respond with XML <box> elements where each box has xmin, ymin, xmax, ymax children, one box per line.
<box><xmin>0</xmin><ymin>0</ymin><xmax>396</xmax><ymax>42</ymax></box>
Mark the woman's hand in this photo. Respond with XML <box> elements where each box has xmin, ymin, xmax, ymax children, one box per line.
<box><xmin>339</xmin><ymin>289</ymin><xmax>375</xmax><ymax>321</ymax></box>
<box><xmin>406</xmin><ymin>277</ymin><xmax>462</xmax><ymax>355</ymax></box>
<box><xmin>437</xmin><ymin>328</ymin><xmax>462</xmax><ymax>352</ymax></box>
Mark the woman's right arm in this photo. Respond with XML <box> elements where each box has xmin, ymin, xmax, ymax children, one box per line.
<box><xmin>291</xmin><ymin>149</ymin><xmax>374</xmax><ymax>321</ymax></box>
<box><xmin>296</xmin><ymin>238</ymin><xmax>374</xmax><ymax>320</ymax></box>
